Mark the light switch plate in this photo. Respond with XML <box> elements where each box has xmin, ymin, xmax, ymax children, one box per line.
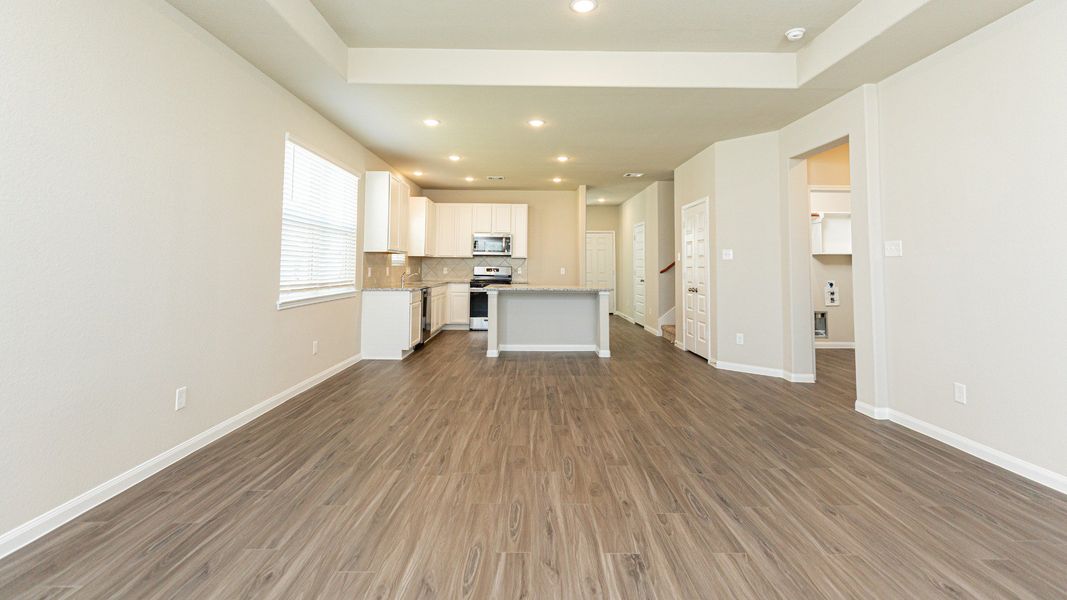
<box><xmin>722</xmin><ymin>249</ymin><xmax>734</xmax><ymax>260</ymax></box>
<box><xmin>885</xmin><ymin>240</ymin><xmax>903</xmax><ymax>257</ymax></box>
<box><xmin>736</xmin><ymin>333</ymin><xmax>744</xmax><ymax>345</ymax></box>
<box><xmin>175</xmin><ymin>387</ymin><xmax>187</xmax><ymax>411</ymax></box>
<box><xmin>954</xmin><ymin>382</ymin><xmax>967</xmax><ymax>405</ymax></box>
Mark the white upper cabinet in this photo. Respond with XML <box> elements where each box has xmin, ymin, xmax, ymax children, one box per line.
<box><xmin>408</xmin><ymin>196</ymin><xmax>435</xmax><ymax>257</ymax></box>
<box><xmin>472</xmin><ymin>205</ymin><xmax>493</xmax><ymax>233</ymax></box>
<box><xmin>510</xmin><ymin>204</ymin><xmax>529</xmax><ymax>258</ymax></box>
<box><xmin>364</xmin><ymin>171</ymin><xmax>410</xmax><ymax>253</ymax></box>
<box><xmin>492</xmin><ymin>205</ymin><xmax>512</xmax><ymax>234</ymax></box>
<box><xmin>433</xmin><ymin>203</ymin><xmax>474</xmax><ymax>257</ymax></box>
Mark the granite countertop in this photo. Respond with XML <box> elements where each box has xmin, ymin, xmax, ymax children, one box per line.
<box><xmin>486</xmin><ymin>284</ymin><xmax>612</xmax><ymax>292</ymax></box>
<box><xmin>363</xmin><ymin>278</ymin><xmax>469</xmax><ymax>292</ymax></box>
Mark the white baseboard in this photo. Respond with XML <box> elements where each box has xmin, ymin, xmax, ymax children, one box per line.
<box><xmin>644</xmin><ymin>325</ymin><xmax>661</xmax><ymax>337</ymax></box>
<box><xmin>851</xmin><ymin>405</ymin><xmax>1067</xmax><ymax>496</ymax></box>
<box><xmin>715</xmin><ymin>360</ymin><xmax>784</xmax><ymax>379</ymax></box>
<box><xmin>674</xmin><ymin>341</ymin><xmax>685</xmax><ymax>350</ymax></box>
<box><xmin>442</xmin><ymin>324</ymin><xmax>470</xmax><ymax>331</ymax></box>
<box><xmin>0</xmin><ymin>353</ymin><xmax>363</xmax><ymax>561</ymax></box>
<box><xmin>498</xmin><ymin>344</ymin><xmax>597</xmax><ymax>352</ymax></box>
<box><xmin>597</xmin><ymin>350</ymin><xmax>611</xmax><ymax>358</ymax></box>
<box><xmin>854</xmin><ymin>400</ymin><xmax>889</xmax><ymax>420</ymax></box>
<box><xmin>713</xmin><ymin>361</ymin><xmax>815</xmax><ymax>384</ymax></box>
<box><xmin>615</xmin><ymin>312</ymin><xmax>635</xmax><ymax>324</ymax></box>
<box><xmin>815</xmin><ymin>341</ymin><xmax>856</xmax><ymax>349</ymax></box>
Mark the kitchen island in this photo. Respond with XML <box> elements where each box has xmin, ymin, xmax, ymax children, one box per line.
<box><xmin>485</xmin><ymin>285</ymin><xmax>612</xmax><ymax>358</ymax></box>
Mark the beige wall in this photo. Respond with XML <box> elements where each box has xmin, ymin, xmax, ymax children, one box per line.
<box><xmin>808</xmin><ymin>143</ymin><xmax>854</xmax><ymax>344</ymax></box>
<box><xmin>877</xmin><ymin>0</ymin><xmax>1067</xmax><ymax>477</ymax></box>
<box><xmin>585</xmin><ymin>205</ymin><xmax>620</xmax><ymax>232</ymax></box>
<box><xmin>423</xmin><ymin>189</ymin><xmax>580</xmax><ymax>285</ymax></box>
<box><xmin>712</xmin><ymin>133</ymin><xmax>784</xmax><ymax>370</ymax></box>
<box><xmin>0</xmin><ymin>0</ymin><xmax>411</xmax><ymax>536</ymax></box>
<box><xmin>807</xmin><ymin>143</ymin><xmax>851</xmax><ymax>186</ymax></box>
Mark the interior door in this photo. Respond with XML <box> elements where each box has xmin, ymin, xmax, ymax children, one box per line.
<box><xmin>682</xmin><ymin>201</ymin><xmax>709</xmax><ymax>359</ymax></box>
<box><xmin>633</xmin><ymin>222</ymin><xmax>646</xmax><ymax>324</ymax></box>
<box><xmin>585</xmin><ymin>232</ymin><xmax>615</xmax><ymax>312</ymax></box>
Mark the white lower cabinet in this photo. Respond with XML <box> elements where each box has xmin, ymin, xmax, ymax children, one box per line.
<box><xmin>447</xmin><ymin>283</ymin><xmax>470</xmax><ymax>326</ymax></box>
<box><xmin>431</xmin><ymin>285</ymin><xmax>446</xmax><ymax>333</ymax></box>
<box><xmin>361</xmin><ymin>289</ymin><xmax>423</xmax><ymax>360</ymax></box>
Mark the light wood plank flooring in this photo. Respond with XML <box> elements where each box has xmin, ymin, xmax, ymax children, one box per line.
<box><xmin>3</xmin><ymin>317</ymin><xmax>1067</xmax><ymax>598</ymax></box>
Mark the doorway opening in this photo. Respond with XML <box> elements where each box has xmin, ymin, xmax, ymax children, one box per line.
<box><xmin>805</xmin><ymin>142</ymin><xmax>857</xmax><ymax>406</ymax></box>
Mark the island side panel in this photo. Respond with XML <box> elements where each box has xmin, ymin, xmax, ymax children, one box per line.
<box><xmin>498</xmin><ymin>292</ymin><xmax>598</xmax><ymax>351</ymax></box>
<box><xmin>597</xmin><ymin>291</ymin><xmax>611</xmax><ymax>358</ymax></box>
<box><xmin>487</xmin><ymin>289</ymin><xmax>500</xmax><ymax>358</ymax></box>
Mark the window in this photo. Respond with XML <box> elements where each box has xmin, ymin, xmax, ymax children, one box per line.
<box><xmin>277</xmin><ymin>137</ymin><xmax>359</xmax><ymax>309</ymax></box>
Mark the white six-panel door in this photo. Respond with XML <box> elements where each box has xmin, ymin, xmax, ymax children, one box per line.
<box><xmin>682</xmin><ymin>201</ymin><xmax>709</xmax><ymax>358</ymax></box>
<box><xmin>585</xmin><ymin>232</ymin><xmax>616</xmax><ymax>313</ymax></box>
<box><xmin>633</xmin><ymin>222</ymin><xmax>646</xmax><ymax>324</ymax></box>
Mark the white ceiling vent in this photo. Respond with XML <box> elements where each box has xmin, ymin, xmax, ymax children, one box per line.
<box><xmin>623</xmin><ymin>172</ymin><xmax>645</xmax><ymax>178</ymax></box>
<box><xmin>487</xmin><ymin>176</ymin><xmax>505</xmax><ymax>181</ymax></box>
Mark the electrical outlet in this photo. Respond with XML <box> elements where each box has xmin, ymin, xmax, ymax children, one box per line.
<box><xmin>953</xmin><ymin>382</ymin><xmax>967</xmax><ymax>405</ymax></box>
<box><xmin>885</xmin><ymin>240</ymin><xmax>904</xmax><ymax>257</ymax></box>
<box><xmin>367</xmin><ymin>267</ymin><xmax>372</xmax><ymax>277</ymax></box>
<box><xmin>517</xmin><ymin>267</ymin><xmax>523</xmax><ymax>275</ymax></box>
<box><xmin>443</xmin><ymin>267</ymin><xmax>449</xmax><ymax>274</ymax></box>
<box><xmin>385</xmin><ymin>266</ymin><xmax>391</xmax><ymax>276</ymax></box>
<box><xmin>560</xmin><ymin>267</ymin><xmax>566</xmax><ymax>275</ymax></box>
<box><xmin>175</xmin><ymin>387</ymin><xmax>187</xmax><ymax>411</ymax></box>
<box><xmin>312</xmin><ymin>340</ymin><xmax>319</xmax><ymax>355</ymax></box>
<box><xmin>736</xmin><ymin>333</ymin><xmax>745</xmax><ymax>345</ymax></box>
<box><xmin>722</xmin><ymin>249</ymin><xmax>734</xmax><ymax>260</ymax></box>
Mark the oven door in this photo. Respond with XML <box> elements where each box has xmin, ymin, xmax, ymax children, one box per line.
<box><xmin>469</xmin><ymin>288</ymin><xmax>489</xmax><ymax>330</ymax></box>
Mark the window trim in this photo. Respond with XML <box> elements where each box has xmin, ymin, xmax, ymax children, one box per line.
<box><xmin>276</xmin><ymin>134</ymin><xmax>362</xmax><ymax>311</ymax></box>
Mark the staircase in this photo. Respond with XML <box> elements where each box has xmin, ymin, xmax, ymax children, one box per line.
<box><xmin>661</xmin><ymin>324</ymin><xmax>676</xmax><ymax>345</ymax></box>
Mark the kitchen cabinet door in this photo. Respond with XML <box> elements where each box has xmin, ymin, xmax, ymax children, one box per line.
<box><xmin>510</xmin><ymin>204</ymin><xmax>529</xmax><ymax>259</ymax></box>
<box><xmin>364</xmin><ymin>171</ymin><xmax>408</xmax><ymax>253</ymax></box>
<box><xmin>473</xmin><ymin>204</ymin><xmax>493</xmax><ymax>233</ymax></box>
<box><xmin>454</xmin><ymin>204</ymin><xmax>474</xmax><ymax>257</ymax></box>
<box><xmin>492</xmin><ymin>205</ymin><xmax>512</xmax><ymax>234</ymax></box>
<box><xmin>409</xmin><ymin>297</ymin><xmax>422</xmax><ymax>349</ymax></box>
<box><xmin>434</xmin><ymin>204</ymin><xmax>455</xmax><ymax>256</ymax></box>
<box><xmin>447</xmin><ymin>284</ymin><xmax>470</xmax><ymax>325</ymax></box>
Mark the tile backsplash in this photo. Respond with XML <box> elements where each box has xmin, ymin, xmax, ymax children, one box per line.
<box><xmin>363</xmin><ymin>253</ymin><xmax>422</xmax><ymax>288</ymax></box>
<box><xmin>421</xmin><ymin>257</ymin><xmax>528</xmax><ymax>282</ymax></box>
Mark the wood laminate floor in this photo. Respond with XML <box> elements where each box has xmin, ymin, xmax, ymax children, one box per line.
<box><xmin>3</xmin><ymin>317</ymin><xmax>1067</xmax><ymax>599</ymax></box>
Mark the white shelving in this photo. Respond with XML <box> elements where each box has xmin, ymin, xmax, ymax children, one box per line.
<box><xmin>810</xmin><ymin>186</ymin><xmax>852</xmax><ymax>256</ymax></box>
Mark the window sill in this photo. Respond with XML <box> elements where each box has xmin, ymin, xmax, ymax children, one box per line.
<box><xmin>277</xmin><ymin>288</ymin><xmax>358</xmax><ymax>310</ymax></box>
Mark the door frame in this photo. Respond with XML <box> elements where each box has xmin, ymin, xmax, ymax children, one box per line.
<box><xmin>584</xmin><ymin>230</ymin><xmax>616</xmax><ymax>313</ymax></box>
<box><xmin>680</xmin><ymin>197</ymin><xmax>711</xmax><ymax>362</ymax></box>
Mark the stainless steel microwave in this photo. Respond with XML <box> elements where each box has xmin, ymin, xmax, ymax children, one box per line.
<box><xmin>472</xmin><ymin>234</ymin><xmax>512</xmax><ymax>256</ymax></box>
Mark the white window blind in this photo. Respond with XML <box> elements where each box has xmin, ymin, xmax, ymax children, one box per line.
<box><xmin>277</xmin><ymin>138</ymin><xmax>359</xmax><ymax>309</ymax></box>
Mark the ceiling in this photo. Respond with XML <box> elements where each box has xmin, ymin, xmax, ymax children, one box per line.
<box><xmin>166</xmin><ymin>0</ymin><xmax>1032</xmax><ymax>205</ymax></box>
<box><xmin>310</xmin><ymin>0</ymin><xmax>861</xmax><ymax>53</ymax></box>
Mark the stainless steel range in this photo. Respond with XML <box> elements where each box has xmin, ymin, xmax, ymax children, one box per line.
<box><xmin>469</xmin><ymin>266</ymin><xmax>512</xmax><ymax>330</ymax></box>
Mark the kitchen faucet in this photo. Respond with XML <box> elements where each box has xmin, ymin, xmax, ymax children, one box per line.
<box><xmin>400</xmin><ymin>271</ymin><xmax>415</xmax><ymax>286</ymax></box>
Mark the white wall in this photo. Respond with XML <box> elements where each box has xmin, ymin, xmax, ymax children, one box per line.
<box><xmin>673</xmin><ymin>146</ymin><xmax>717</xmax><ymax>356</ymax></box>
<box><xmin>616</xmin><ymin>181</ymin><xmax>673</xmax><ymax>329</ymax></box>
<box><xmin>877</xmin><ymin>0</ymin><xmax>1067</xmax><ymax>477</ymax></box>
<box><xmin>0</xmin><ymin>0</ymin><xmax>407</xmax><ymax>538</ymax></box>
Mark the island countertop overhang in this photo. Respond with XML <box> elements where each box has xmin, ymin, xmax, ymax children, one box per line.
<box><xmin>486</xmin><ymin>284</ymin><xmax>612</xmax><ymax>292</ymax></box>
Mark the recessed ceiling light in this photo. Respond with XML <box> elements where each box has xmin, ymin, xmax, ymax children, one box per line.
<box><xmin>423</xmin><ymin>118</ymin><xmax>441</xmax><ymax>127</ymax></box>
<box><xmin>528</xmin><ymin>119</ymin><xmax>546</xmax><ymax>128</ymax></box>
<box><xmin>449</xmin><ymin>154</ymin><xmax>462</xmax><ymax>162</ymax></box>
<box><xmin>785</xmin><ymin>27</ymin><xmax>806</xmax><ymax>42</ymax></box>
<box><xmin>597</xmin><ymin>198</ymin><xmax>606</xmax><ymax>203</ymax></box>
<box><xmin>557</xmin><ymin>155</ymin><xmax>570</xmax><ymax>163</ymax></box>
<box><xmin>465</xmin><ymin>176</ymin><xmax>475</xmax><ymax>182</ymax></box>
<box><xmin>552</xmin><ymin>177</ymin><xmax>563</xmax><ymax>183</ymax></box>
<box><xmin>623</xmin><ymin>172</ymin><xmax>644</xmax><ymax>178</ymax></box>
<box><xmin>570</xmin><ymin>0</ymin><xmax>597</xmax><ymax>14</ymax></box>
<box><xmin>414</xmin><ymin>170</ymin><xmax>423</xmax><ymax>177</ymax></box>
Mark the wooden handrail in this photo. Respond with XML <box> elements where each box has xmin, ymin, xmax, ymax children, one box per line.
<box><xmin>659</xmin><ymin>262</ymin><xmax>675</xmax><ymax>274</ymax></box>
